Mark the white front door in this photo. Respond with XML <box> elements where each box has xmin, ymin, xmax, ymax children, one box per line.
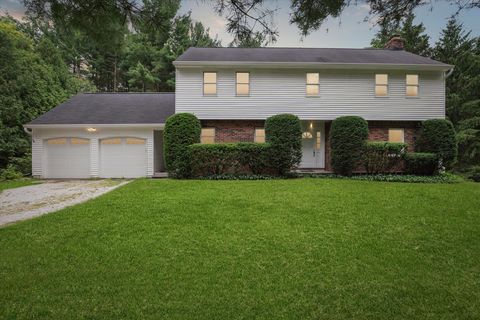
<box><xmin>300</xmin><ymin>121</ymin><xmax>325</xmax><ymax>168</ymax></box>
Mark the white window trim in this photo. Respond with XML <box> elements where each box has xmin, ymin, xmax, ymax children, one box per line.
<box><xmin>306</xmin><ymin>72</ymin><xmax>320</xmax><ymax>97</ymax></box>
<box><xmin>406</xmin><ymin>74</ymin><xmax>420</xmax><ymax>98</ymax></box>
<box><xmin>200</xmin><ymin>128</ymin><xmax>216</xmax><ymax>144</ymax></box>
<box><xmin>375</xmin><ymin>74</ymin><xmax>389</xmax><ymax>97</ymax></box>
<box><xmin>388</xmin><ymin>128</ymin><xmax>405</xmax><ymax>143</ymax></box>
<box><xmin>236</xmin><ymin>72</ymin><xmax>250</xmax><ymax>97</ymax></box>
<box><xmin>203</xmin><ymin>71</ymin><xmax>217</xmax><ymax>96</ymax></box>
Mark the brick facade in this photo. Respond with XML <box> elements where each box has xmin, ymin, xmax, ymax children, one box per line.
<box><xmin>201</xmin><ymin>120</ymin><xmax>265</xmax><ymax>143</ymax></box>
<box><xmin>201</xmin><ymin>120</ymin><xmax>421</xmax><ymax>172</ymax></box>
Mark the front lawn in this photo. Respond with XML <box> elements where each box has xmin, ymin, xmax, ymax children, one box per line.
<box><xmin>0</xmin><ymin>179</ymin><xmax>40</xmax><ymax>192</ymax></box>
<box><xmin>1</xmin><ymin>179</ymin><xmax>479</xmax><ymax>319</ymax></box>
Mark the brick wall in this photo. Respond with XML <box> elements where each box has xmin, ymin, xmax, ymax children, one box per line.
<box><xmin>201</xmin><ymin>120</ymin><xmax>265</xmax><ymax>143</ymax></box>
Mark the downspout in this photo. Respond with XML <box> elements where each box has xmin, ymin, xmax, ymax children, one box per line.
<box><xmin>23</xmin><ymin>126</ymin><xmax>32</xmax><ymax>135</ymax></box>
<box><xmin>444</xmin><ymin>67</ymin><xmax>455</xmax><ymax>79</ymax></box>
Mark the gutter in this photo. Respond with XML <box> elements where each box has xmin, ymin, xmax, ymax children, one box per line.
<box><xmin>24</xmin><ymin>123</ymin><xmax>166</xmax><ymax>129</ymax></box>
<box><xmin>23</xmin><ymin>126</ymin><xmax>32</xmax><ymax>135</ymax></box>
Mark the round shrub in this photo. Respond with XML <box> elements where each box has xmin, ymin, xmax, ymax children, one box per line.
<box><xmin>416</xmin><ymin>119</ymin><xmax>457</xmax><ymax>168</ymax></box>
<box><xmin>163</xmin><ymin>113</ymin><xmax>201</xmax><ymax>178</ymax></box>
<box><xmin>265</xmin><ymin>114</ymin><xmax>302</xmax><ymax>175</ymax></box>
<box><xmin>404</xmin><ymin>152</ymin><xmax>439</xmax><ymax>176</ymax></box>
<box><xmin>330</xmin><ymin>116</ymin><xmax>368</xmax><ymax>176</ymax></box>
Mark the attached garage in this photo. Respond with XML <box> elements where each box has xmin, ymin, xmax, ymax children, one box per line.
<box><xmin>44</xmin><ymin>137</ymin><xmax>90</xmax><ymax>178</ymax></box>
<box><xmin>25</xmin><ymin>93</ymin><xmax>174</xmax><ymax>179</ymax></box>
<box><xmin>99</xmin><ymin>137</ymin><xmax>147</xmax><ymax>178</ymax></box>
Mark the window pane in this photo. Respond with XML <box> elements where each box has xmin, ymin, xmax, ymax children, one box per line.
<box><xmin>254</xmin><ymin>129</ymin><xmax>265</xmax><ymax>143</ymax></box>
<box><xmin>203</xmin><ymin>72</ymin><xmax>216</xmax><ymax>83</ymax></box>
<box><xmin>101</xmin><ymin>138</ymin><xmax>121</xmax><ymax>145</ymax></box>
<box><xmin>236</xmin><ymin>83</ymin><xmax>249</xmax><ymax>95</ymax></box>
<box><xmin>201</xmin><ymin>128</ymin><xmax>215</xmax><ymax>144</ymax></box>
<box><xmin>406</xmin><ymin>85</ymin><xmax>418</xmax><ymax>97</ymax></box>
<box><xmin>306</xmin><ymin>84</ymin><xmax>319</xmax><ymax>96</ymax></box>
<box><xmin>375</xmin><ymin>85</ymin><xmax>388</xmax><ymax>96</ymax></box>
<box><xmin>316</xmin><ymin>132</ymin><xmax>321</xmax><ymax>149</ymax></box>
<box><xmin>236</xmin><ymin>72</ymin><xmax>249</xmax><ymax>83</ymax></box>
<box><xmin>204</xmin><ymin>83</ymin><xmax>217</xmax><ymax>95</ymax></box>
<box><xmin>302</xmin><ymin>132</ymin><xmax>313</xmax><ymax>139</ymax></box>
<box><xmin>406</xmin><ymin>74</ymin><xmax>418</xmax><ymax>85</ymax></box>
<box><xmin>126</xmin><ymin>138</ymin><xmax>145</xmax><ymax>144</ymax></box>
<box><xmin>389</xmin><ymin>129</ymin><xmax>404</xmax><ymax>142</ymax></box>
<box><xmin>47</xmin><ymin>138</ymin><xmax>67</xmax><ymax>145</ymax></box>
<box><xmin>306</xmin><ymin>73</ymin><xmax>319</xmax><ymax>84</ymax></box>
<box><xmin>375</xmin><ymin>74</ymin><xmax>388</xmax><ymax>85</ymax></box>
<box><xmin>71</xmin><ymin>138</ymin><xmax>89</xmax><ymax>145</ymax></box>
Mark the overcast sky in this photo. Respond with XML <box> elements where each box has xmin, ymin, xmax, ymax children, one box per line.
<box><xmin>1</xmin><ymin>0</ymin><xmax>479</xmax><ymax>48</ymax></box>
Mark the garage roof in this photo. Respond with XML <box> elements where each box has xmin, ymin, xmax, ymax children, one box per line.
<box><xmin>28</xmin><ymin>93</ymin><xmax>175</xmax><ymax>125</ymax></box>
<box><xmin>175</xmin><ymin>47</ymin><xmax>451</xmax><ymax>68</ymax></box>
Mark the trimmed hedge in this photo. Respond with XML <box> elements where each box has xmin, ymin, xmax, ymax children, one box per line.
<box><xmin>330</xmin><ymin>116</ymin><xmax>369</xmax><ymax>176</ymax></box>
<box><xmin>163</xmin><ymin>113</ymin><xmax>201</xmax><ymax>178</ymax></box>
<box><xmin>265</xmin><ymin>114</ymin><xmax>302</xmax><ymax>175</ymax></box>
<box><xmin>404</xmin><ymin>152</ymin><xmax>438</xmax><ymax>176</ymax></box>
<box><xmin>416</xmin><ymin>119</ymin><xmax>457</xmax><ymax>168</ymax></box>
<box><xmin>363</xmin><ymin>141</ymin><xmax>407</xmax><ymax>174</ymax></box>
<box><xmin>189</xmin><ymin>143</ymin><xmax>272</xmax><ymax>176</ymax></box>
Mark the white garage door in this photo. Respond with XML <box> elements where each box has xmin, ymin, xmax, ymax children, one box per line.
<box><xmin>100</xmin><ymin>137</ymin><xmax>147</xmax><ymax>178</ymax></box>
<box><xmin>44</xmin><ymin>138</ymin><xmax>90</xmax><ymax>178</ymax></box>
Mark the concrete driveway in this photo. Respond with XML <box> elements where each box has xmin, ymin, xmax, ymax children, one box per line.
<box><xmin>0</xmin><ymin>179</ymin><xmax>129</xmax><ymax>226</ymax></box>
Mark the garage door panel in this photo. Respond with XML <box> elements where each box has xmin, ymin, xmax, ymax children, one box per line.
<box><xmin>45</xmin><ymin>138</ymin><xmax>90</xmax><ymax>178</ymax></box>
<box><xmin>100</xmin><ymin>137</ymin><xmax>147</xmax><ymax>178</ymax></box>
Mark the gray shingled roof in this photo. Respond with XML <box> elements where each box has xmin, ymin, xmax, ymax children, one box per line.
<box><xmin>28</xmin><ymin>93</ymin><xmax>175</xmax><ymax>125</ymax></box>
<box><xmin>176</xmin><ymin>47</ymin><xmax>450</xmax><ymax>66</ymax></box>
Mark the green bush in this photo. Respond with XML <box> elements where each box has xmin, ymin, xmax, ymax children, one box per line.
<box><xmin>330</xmin><ymin>116</ymin><xmax>369</xmax><ymax>176</ymax></box>
<box><xmin>467</xmin><ymin>166</ymin><xmax>480</xmax><ymax>182</ymax></box>
<box><xmin>9</xmin><ymin>153</ymin><xmax>31</xmax><ymax>176</ymax></box>
<box><xmin>265</xmin><ymin>114</ymin><xmax>302</xmax><ymax>175</ymax></box>
<box><xmin>416</xmin><ymin>119</ymin><xmax>457</xmax><ymax>168</ymax></box>
<box><xmin>363</xmin><ymin>142</ymin><xmax>407</xmax><ymax>174</ymax></box>
<box><xmin>163</xmin><ymin>113</ymin><xmax>201</xmax><ymax>178</ymax></box>
<box><xmin>404</xmin><ymin>152</ymin><xmax>439</xmax><ymax>176</ymax></box>
<box><xmin>189</xmin><ymin>143</ymin><xmax>272</xmax><ymax>177</ymax></box>
<box><xmin>0</xmin><ymin>164</ymin><xmax>23</xmax><ymax>180</ymax></box>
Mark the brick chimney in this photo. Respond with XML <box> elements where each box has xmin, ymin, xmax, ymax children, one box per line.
<box><xmin>384</xmin><ymin>36</ymin><xmax>405</xmax><ymax>50</ymax></box>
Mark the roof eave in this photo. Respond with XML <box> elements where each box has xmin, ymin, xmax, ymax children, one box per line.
<box><xmin>173</xmin><ymin>61</ymin><xmax>453</xmax><ymax>71</ymax></box>
<box><xmin>24</xmin><ymin>123</ymin><xmax>165</xmax><ymax>129</ymax></box>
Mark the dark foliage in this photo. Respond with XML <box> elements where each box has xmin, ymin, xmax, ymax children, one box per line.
<box><xmin>363</xmin><ymin>142</ymin><xmax>407</xmax><ymax>174</ymax></box>
<box><xmin>163</xmin><ymin>113</ymin><xmax>201</xmax><ymax>178</ymax></box>
<box><xmin>330</xmin><ymin>116</ymin><xmax>369</xmax><ymax>176</ymax></box>
<box><xmin>416</xmin><ymin>119</ymin><xmax>457</xmax><ymax>168</ymax></box>
<box><xmin>404</xmin><ymin>152</ymin><xmax>439</xmax><ymax>176</ymax></box>
<box><xmin>265</xmin><ymin>114</ymin><xmax>302</xmax><ymax>175</ymax></box>
<box><xmin>189</xmin><ymin>143</ymin><xmax>272</xmax><ymax>176</ymax></box>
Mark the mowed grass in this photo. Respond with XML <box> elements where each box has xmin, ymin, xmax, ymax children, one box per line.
<box><xmin>0</xmin><ymin>179</ymin><xmax>40</xmax><ymax>192</ymax></box>
<box><xmin>1</xmin><ymin>178</ymin><xmax>479</xmax><ymax>319</ymax></box>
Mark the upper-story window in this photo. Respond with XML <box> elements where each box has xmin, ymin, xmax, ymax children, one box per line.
<box><xmin>306</xmin><ymin>73</ymin><xmax>319</xmax><ymax>96</ymax></box>
<box><xmin>236</xmin><ymin>72</ymin><xmax>250</xmax><ymax>96</ymax></box>
<box><xmin>406</xmin><ymin>74</ymin><xmax>419</xmax><ymax>97</ymax></box>
<box><xmin>203</xmin><ymin>72</ymin><xmax>217</xmax><ymax>96</ymax></box>
<box><xmin>375</xmin><ymin>74</ymin><xmax>388</xmax><ymax>96</ymax></box>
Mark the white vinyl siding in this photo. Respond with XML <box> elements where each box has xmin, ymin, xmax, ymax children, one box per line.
<box><xmin>176</xmin><ymin>68</ymin><xmax>445</xmax><ymax>121</ymax></box>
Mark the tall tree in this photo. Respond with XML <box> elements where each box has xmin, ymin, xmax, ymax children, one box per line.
<box><xmin>433</xmin><ymin>16</ymin><xmax>480</xmax><ymax>124</ymax></box>
<box><xmin>371</xmin><ymin>13</ymin><xmax>431</xmax><ymax>56</ymax></box>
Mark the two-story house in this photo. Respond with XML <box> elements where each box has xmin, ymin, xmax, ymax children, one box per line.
<box><xmin>25</xmin><ymin>38</ymin><xmax>452</xmax><ymax>178</ymax></box>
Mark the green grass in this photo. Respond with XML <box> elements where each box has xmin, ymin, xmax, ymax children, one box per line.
<box><xmin>1</xmin><ymin>178</ymin><xmax>479</xmax><ymax>319</ymax></box>
<box><xmin>0</xmin><ymin>179</ymin><xmax>40</xmax><ymax>192</ymax></box>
